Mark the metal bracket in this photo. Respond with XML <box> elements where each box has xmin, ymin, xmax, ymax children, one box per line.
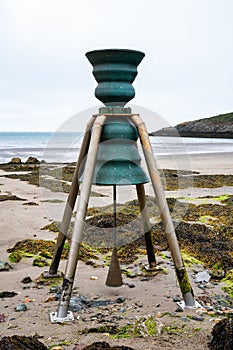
<box><xmin>50</xmin><ymin>311</ymin><xmax>74</xmax><ymax>323</ymax></box>
<box><xmin>177</xmin><ymin>300</ymin><xmax>203</xmax><ymax>310</ymax></box>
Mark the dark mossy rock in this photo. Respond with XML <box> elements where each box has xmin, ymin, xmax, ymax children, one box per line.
<box><xmin>209</xmin><ymin>317</ymin><xmax>233</xmax><ymax>349</ymax></box>
<box><xmin>33</xmin><ymin>257</ymin><xmax>49</xmax><ymax>267</ymax></box>
<box><xmin>0</xmin><ymin>335</ymin><xmax>48</xmax><ymax>349</ymax></box>
<box><xmin>82</xmin><ymin>342</ymin><xmax>134</xmax><ymax>350</ymax></box>
<box><xmin>0</xmin><ymin>291</ymin><xmax>17</xmax><ymax>298</ymax></box>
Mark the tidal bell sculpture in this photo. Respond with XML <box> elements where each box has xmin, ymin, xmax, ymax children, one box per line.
<box><xmin>48</xmin><ymin>49</ymin><xmax>197</xmax><ymax>323</ymax></box>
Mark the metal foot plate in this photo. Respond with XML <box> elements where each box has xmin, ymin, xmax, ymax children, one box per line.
<box><xmin>144</xmin><ymin>265</ymin><xmax>163</xmax><ymax>271</ymax></box>
<box><xmin>177</xmin><ymin>300</ymin><xmax>203</xmax><ymax>310</ymax></box>
<box><xmin>42</xmin><ymin>270</ymin><xmax>63</xmax><ymax>279</ymax></box>
<box><xmin>50</xmin><ymin>311</ymin><xmax>74</xmax><ymax>323</ymax></box>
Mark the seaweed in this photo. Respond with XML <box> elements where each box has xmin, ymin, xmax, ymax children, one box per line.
<box><xmin>209</xmin><ymin>317</ymin><xmax>233</xmax><ymax>349</ymax></box>
<box><xmin>7</xmin><ymin>239</ymin><xmax>99</xmax><ymax>265</ymax></box>
<box><xmin>0</xmin><ymin>335</ymin><xmax>48</xmax><ymax>350</ymax></box>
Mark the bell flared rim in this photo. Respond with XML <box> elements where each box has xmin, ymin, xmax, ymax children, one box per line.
<box><xmin>93</xmin><ymin>160</ymin><xmax>149</xmax><ymax>186</ymax></box>
<box><xmin>86</xmin><ymin>48</ymin><xmax>145</xmax><ymax>65</ymax></box>
<box><xmin>86</xmin><ymin>48</ymin><xmax>145</xmax><ymax>55</ymax></box>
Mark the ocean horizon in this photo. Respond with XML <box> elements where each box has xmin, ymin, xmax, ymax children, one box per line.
<box><xmin>1</xmin><ymin>131</ymin><xmax>233</xmax><ymax>164</ymax></box>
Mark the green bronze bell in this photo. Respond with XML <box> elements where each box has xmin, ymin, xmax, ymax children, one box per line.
<box><xmin>91</xmin><ymin>116</ymin><xmax>149</xmax><ymax>185</ymax></box>
<box><xmin>79</xmin><ymin>116</ymin><xmax>148</xmax><ymax>185</ymax></box>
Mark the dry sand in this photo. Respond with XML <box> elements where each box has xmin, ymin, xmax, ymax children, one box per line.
<box><xmin>0</xmin><ymin>152</ymin><xmax>232</xmax><ymax>349</ymax></box>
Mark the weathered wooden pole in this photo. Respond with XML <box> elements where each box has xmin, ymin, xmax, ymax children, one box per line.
<box><xmin>131</xmin><ymin>114</ymin><xmax>195</xmax><ymax>307</ymax></box>
<box><xmin>136</xmin><ymin>183</ymin><xmax>156</xmax><ymax>268</ymax></box>
<box><xmin>44</xmin><ymin>116</ymin><xmax>95</xmax><ymax>277</ymax></box>
<box><xmin>50</xmin><ymin>115</ymin><xmax>106</xmax><ymax>322</ymax></box>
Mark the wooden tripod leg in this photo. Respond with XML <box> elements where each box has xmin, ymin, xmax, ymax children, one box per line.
<box><xmin>53</xmin><ymin>115</ymin><xmax>106</xmax><ymax>321</ymax></box>
<box><xmin>46</xmin><ymin>116</ymin><xmax>95</xmax><ymax>276</ymax></box>
<box><xmin>136</xmin><ymin>183</ymin><xmax>156</xmax><ymax>268</ymax></box>
<box><xmin>131</xmin><ymin>114</ymin><xmax>195</xmax><ymax>307</ymax></box>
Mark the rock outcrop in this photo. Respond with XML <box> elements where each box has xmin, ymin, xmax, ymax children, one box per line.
<box><xmin>8</xmin><ymin>157</ymin><xmax>22</xmax><ymax>164</ymax></box>
<box><xmin>150</xmin><ymin>112</ymin><xmax>233</xmax><ymax>138</ymax></box>
<box><xmin>25</xmin><ymin>156</ymin><xmax>40</xmax><ymax>164</ymax></box>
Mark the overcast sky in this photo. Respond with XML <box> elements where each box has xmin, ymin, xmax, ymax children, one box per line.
<box><xmin>0</xmin><ymin>0</ymin><xmax>232</xmax><ymax>131</ymax></box>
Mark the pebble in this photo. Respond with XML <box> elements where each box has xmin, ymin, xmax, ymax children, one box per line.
<box><xmin>173</xmin><ymin>296</ymin><xmax>182</xmax><ymax>302</ymax></box>
<box><xmin>140</xmin><ymin>277</ymin><xmax>151</xmax><ymax>282</ymax></box>
<box><xmin>191</xmin><ymin>315</ymin><xmax>204</xmax><ymax>322</ymax></box>
<box><xmin>198</xmin><ymin>283</ymin><xmax>205</xmax><ymax>290</ymax></box>
<box><xmin>175</xmin><ymin>308</ymin><xmax>183</xmax><ymax>313</ymax></box>
<box><xmin>90</xmin><ymin>276</ymin><xmax>98</xmax><ymax>280</ymax></box>
<box><xmin>43</xmin><ymin>295</ymin><xmax>56</xmax><ymax>303</ymax></box>
<box><xmin>24</xmin><ymin>297</ymin><xmax>32</xmax><ymax>303</ymax></box>
<box><xmin>22</xmin><ymin>286</ymin><xmax>30</xmax><ymax>290</ymax></box>
<box><xmin>49</xmin><ymin>286</ymin><xmax>61</xmax><ymax>294</ymax></box>
<box><xmin>15</xmin><ymin>303</ymin><xmax>27</xmax><ymax>312</ymax></box>
<box><xmin>135</xmin><ymin>302</ymin><xmax>143</xmax><ymax>308</ymax></box>
<box><xmin>180</xmin><ymin>316</ymin><xmax>190</xmax><ymax>322</ymax></box>
<box><xmin>21</xmin><ymin>276</ymin><xmax>32</xmax><ymax>284</ymax></box>
<box><xmin>195</xmin><ymin>271</ymin><xmax>211</xmax><ymax>283</ymax></box>
<box><xmin>126</xmin><ymin>272</ymin><xmax>137</xmax><ymax>278</ymax></box>
<box><xmin>116</xmin><ymin>296</ymin><xmax>125</xmax><ymax>303</ymax></box>
<box><xmin>170</xmin><ymin>312</ymin><xmax>180</xmax><ymax>317</ymax></box>
<box><xmin>164</xmin><ymin>292</ymin><xmax>171</xmax><ymax>298</ymax></box>
<box><xmin>0</xmin><ymin>313</ymin><xmax>6</xmax><ymax>322</ymax></box>
<box><xmin>90</xmin><ymin>316</ymin><xmax>98</xmax><ymax>321</ymax></box>
<box><xmin>0</xmin><ymin>261</ymin><xmax>12</xmax><ymax>271</ymax></box>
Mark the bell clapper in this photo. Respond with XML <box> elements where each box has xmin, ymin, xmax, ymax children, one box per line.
<box><xmin>105</xmin><ymin>184</ymin><xmax>123</xmax><ymax>287</ymax></box>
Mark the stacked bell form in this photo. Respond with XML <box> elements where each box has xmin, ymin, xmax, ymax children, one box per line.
<box><xmin>85</xmin><ymin>49</ymin><xmax>145</xmax><ymax>107</ymax></box>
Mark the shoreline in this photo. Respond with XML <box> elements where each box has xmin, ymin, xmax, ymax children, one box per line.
<box><xmin>156</xmin><ymin>151</ymin><xmax>233</xmax><ymax>175</ymax></box>
<box><xmin>1</xmin><ymin>134</ymin><xmax>233</xmax><ymax>165</ymax></box>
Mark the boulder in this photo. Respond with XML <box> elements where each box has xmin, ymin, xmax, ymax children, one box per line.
<box><xmin>209</xmin><ymin>317</ymin><xmax>233</xmax><ymax>349</ymax></box>
<box><xmin>25</xmin><ymin>156</ymin><xmax>40</xmax><ymax>164</ymax></box>
<box><xmin>9</xmin><ymin>157</ymin><xmax>22</xmax><ymax>164</ymax></box>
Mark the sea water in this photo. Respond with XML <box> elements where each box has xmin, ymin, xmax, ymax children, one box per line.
<box><xmin>1</xmin><ymin>131</ymin><xmax>233</xmax><ymax>164</ymax></box>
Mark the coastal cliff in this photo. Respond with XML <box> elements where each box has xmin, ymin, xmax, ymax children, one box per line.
<box><xmin>150</xmin><ymin>112</ymin><xmax>233</xmax><ymax>138</ymax></box>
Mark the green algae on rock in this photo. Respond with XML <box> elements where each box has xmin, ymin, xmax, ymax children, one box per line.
<box><xmin>221</xmin><ymin>270</ymin><xmax>233</xmax><ymax>297</ymax></box>
<box><xmin>7</xmin><ymin>239</ymin><xmax>99</xmax><ymax>265</ymax></box>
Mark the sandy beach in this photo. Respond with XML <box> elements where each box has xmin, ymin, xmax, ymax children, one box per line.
<box><xmin>0</xmin><ymin>152</ymin><xmax>232</xmax><ymax>349</ymax></box>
